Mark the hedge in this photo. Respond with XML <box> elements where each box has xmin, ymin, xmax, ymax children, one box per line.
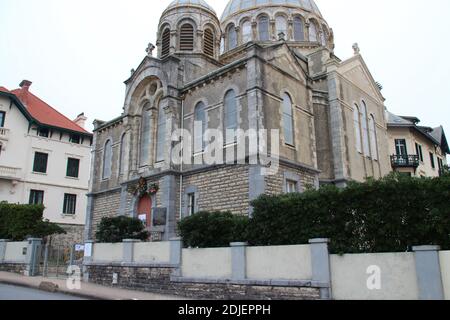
<box><xmin>0</xmin><ymin>203</ymin><xmax>66</xmax><ymax>241</ymax></box>
<box><xmin>177</xmin><ymin>173</ymin><xmax>450</xmax><ymax>253</ymax></box>
<box><xmin>95</xmin><ymin>216</ymin><xmax>150</xmax><ymax>243</ymax></box>
<box><xmin>178</xmin><ymin>211</ymin><xmax>249</xmax><ymax>248</ymax></box>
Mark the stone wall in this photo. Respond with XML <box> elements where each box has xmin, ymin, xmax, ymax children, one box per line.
<box><xmin>0</xmin><ymin>263</ymin><xmax>26</xmax><ymax>275</ymax></box>
<box><xmin>50</xmin><ymin>224</ymin><xmax>85</xmax><ymax>247</ymax></box>
<box><xmin>265</xmin><ymin>163</ymin><xmax>318</xmax><ymax>195</ymax></box>
<box><xmin>85</xmin><ymin>264</ymin><xmax>321</xmax><ymax>300</ymax></box>
<box><xmin>182</xmin><ymin>165</ymin><xmax>250</xmax><ymax>216</ymax></box>
<box><xmin>89</xmin><ymin>189</ymin><xmax>122</xmax><ymax>240</ymax></box>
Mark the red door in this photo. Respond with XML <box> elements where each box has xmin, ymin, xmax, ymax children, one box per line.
<box><xmin>137</xmin><ymin>194</ymin><xmax>152</xmax><ymax>228</ymax></box>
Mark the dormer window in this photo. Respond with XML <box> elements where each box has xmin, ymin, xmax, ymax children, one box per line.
<box><xmin>70</xmin><ymin>134</ymin><xmax>81</xmax><ymax>144</ymax></box>
<box><xmin>38</xmin><ymin>128</ymin><xmax>49</xmax><ymax>138</ymax></box>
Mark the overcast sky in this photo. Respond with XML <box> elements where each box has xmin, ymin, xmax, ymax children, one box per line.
<box><xmin>1</xmin><ymin>0</ymin><xmax>449</xmax><ymax>146</ymax></box>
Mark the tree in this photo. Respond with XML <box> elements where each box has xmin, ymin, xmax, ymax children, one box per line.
<box><xmin>0</xmin><ymin>204</ymin><xmax>66</xmax><ymax>240</ymax></box>
<box><xmin>95</xmin><ymin>216</ymin><xmax>150</xmax><ymax>243</ymax></box>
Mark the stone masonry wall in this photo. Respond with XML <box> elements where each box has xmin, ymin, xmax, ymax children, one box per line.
<box><xmin>0</xmin><ymin>263</ymin><xmax>27</xmax><ymax>275</ymax></box>
<box><xmin>89</xmin><ymin>189</ymin><xmax>122</xmax><ymax>240</ymax></box>
<box><xmin>50</xmin><ymin>224</ymin><xmax>85</xmax><ymax>247</ymax></box>
<box><xmin>182</xmin><ymin>165</ymin><xmax>250</xmax><ymax>216</ymax></box>
<box><xmin>85</xmin><ymin>265</ymin><xmax>321</xmax><ymax>300</ymax></box>
<box><xmin>265</xmin><ymin>164</ymin><xmax>318</xmax><ymax>195</ymax></box>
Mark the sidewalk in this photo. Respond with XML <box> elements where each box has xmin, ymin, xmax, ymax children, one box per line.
<box><xmin>0</xmin><ymin>272</ymin><xmax>188</xmax><ymax>300</ymax></box>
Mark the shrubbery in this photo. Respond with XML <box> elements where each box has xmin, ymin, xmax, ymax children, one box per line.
<box><xmin>0</xmin><ymin>203</ymin><xmax>66</xmax><ymax>240</ymax></box>
<box><xmin>177</xmin><ymin>174</ymin><xmax>450</xmax><ymax>253</ymax></box>
<box><xmin>177</xmin><ymin>211</ymin><xmax>249</xmax><ymax>248</ymax></box>
<box><xmin>95</xmin><ymin>216</ymin><xmax>150</xmax><ymax>243</ymax></box>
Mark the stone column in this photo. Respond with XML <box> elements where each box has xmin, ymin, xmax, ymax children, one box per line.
<box><xmin>123</xmin><ymin>239</ymin><xmax>140</xmax><ymax>263</ymax></box>
<box><xmin>326</xmin><ymin>60</ymin><xmax>348</xmax><ymax>187</ymax></box>
<box><xmin>248</xmin><ymin>166</ymin><xmax>266</xmax><ymax>217</ymax></box>
<box><xmin>413</xmin><ymin>245</ymin><xmax>444</xmax><ymax>300</ymax></box>
<box><xmin>24</xmin><ymin>238</ymin><xmax>42</xmax><ymax>277</ymax></box>
<box><xmin>118</xmin><ymin>184</ymin><xmax>128</xmax><ymax>216</ymax></box>
<box><xmin>309</xmin><ymin>238</ymin><xmax>332</xmax><ymax>300</ymax></box>
<box><xmin>231</xmin><ymin>242</ymin><xmax>247</xmax><ymax>280</ymax></box>
<box><xmin>0</xmin><ymin>240</ymin><xmax>8</xmax><ymax>263</ymax></box>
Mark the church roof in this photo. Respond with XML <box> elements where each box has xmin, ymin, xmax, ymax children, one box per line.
<box><xmin>221</xmin><ymin>0</ymin><xmax>322</xmax><ymax>21</ymax></box>
<box><xmin>166</xmin><ymin>0</ymin><xmax>216</xmax><ymax>14</ymax></box>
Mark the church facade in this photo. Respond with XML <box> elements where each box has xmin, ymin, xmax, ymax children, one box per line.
<box><xmin>85</xmin><ymin>0</ymin><xmax>393</xmax><ymax>241</ymax></box>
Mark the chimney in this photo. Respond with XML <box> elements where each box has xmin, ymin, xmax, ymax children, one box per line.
<box><xmin>19</xmin><ymin>80</ymin><xmax>32</xmax><ymax>91</ymax></box>
<box><xmin>73</xmin><ymin>112</ymin><xmax>88</xmax><ymax>129</ymax></box>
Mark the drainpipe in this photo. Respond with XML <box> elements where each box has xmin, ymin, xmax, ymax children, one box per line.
<box><xmin>179</xmin><ymin>98</ymin><xmax>185</xmax><ymax>219</ymax></box>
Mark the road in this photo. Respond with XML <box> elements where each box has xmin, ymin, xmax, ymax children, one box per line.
<box><xmin>0</xmin><ymin>284</ymin><xmax>87</xmax><ymax>300</ymax></box>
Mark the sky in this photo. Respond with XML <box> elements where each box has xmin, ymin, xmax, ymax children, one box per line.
<box><xmin>1</xmin><ymin>0</ymin><xmax>449</xmax><ymax>148</ymax></box>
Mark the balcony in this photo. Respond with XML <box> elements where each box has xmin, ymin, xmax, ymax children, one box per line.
<box><xmin>0</xmin><ymin>165</ymin><xmax>21</xmax><ymax>180</ymax></box>
<box><xmin>390</xmin><ymin>155</ymin><xmax>420</xmax><ymax>169</ymax></box>
<box><xmin>0</xmin><ymin>127</ymin><xmax>9</xmax><ymax>141</ymax></box>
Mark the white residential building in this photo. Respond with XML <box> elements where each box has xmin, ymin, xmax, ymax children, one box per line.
<box><xmin>0</xmin><ymin>80</ymin><xmax>93</xmax><ymax>245</ymax></box>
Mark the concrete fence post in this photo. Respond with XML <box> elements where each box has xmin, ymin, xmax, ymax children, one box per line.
<box><xmin>170</xmin><ymin>238</ymin><xmax>182</xmax><ymax>276</ymax></box>
<box><xmin>309</xmin><ymin>238</ymin><xmax>332</xmax><ymax>300</ymax></box>
<box><xmin>123</xmin><ymin>239</ymin><xmax>140</xmax><ymax>263</ymax></box>
<box><xmin>230</xmin><ymin>242</ymin><xmax>247</xmax><ymax>280</ymax></box>
<box><xmin>0</xmin><ymin>240</ymin><xmax>8</xmax><ymax>263</ymax></box>
<box><xmin>413</xmin><ymin>245</ymin><xmax>444</xmax><ymax>300</ymax></box>
<box><xmin>83</xmin><ymin>240</ymin><xmax>94</xmax><ymax>282</ymax></box>
<box><xmin>25</xmin><ymin>238</ymin><xmax>42</xmax><ymax>277</ymax></box>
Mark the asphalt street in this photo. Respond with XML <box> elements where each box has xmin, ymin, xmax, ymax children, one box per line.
<box><xmin>0</xmin><ymin>284</ymin><xmax>86</xmax><ymax>300</ymax></box>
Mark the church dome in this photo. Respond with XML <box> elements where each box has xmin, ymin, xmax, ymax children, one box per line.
<box><xmin>165</xmin><ymin>0</ymin><xmax>216</xmax><ymax>14</ymax></box>
<box><xmin>221</xmin><ymin>0</ymin><xmax>322</xmax><ymax>21</ymax></box>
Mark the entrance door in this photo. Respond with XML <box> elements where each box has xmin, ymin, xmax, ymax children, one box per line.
<box><xmin>137</xmin><ymin>194</ymin><xmax>152</xmax><ymax>228</ymax></box>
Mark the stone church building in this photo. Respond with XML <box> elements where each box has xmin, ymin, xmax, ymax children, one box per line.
<box><xmin>85</xmin><ymin>0</ymin><xmax>392</xmax><ymax>241</ymax></box>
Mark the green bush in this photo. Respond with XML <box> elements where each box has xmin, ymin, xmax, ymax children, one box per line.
<box><xmin>95</xmin><ymin>216</ymin><xmax>150</xmax><ymax>243</ymax></box>
<box><xmin>177</xmin><ymin>211</ymin><xmax>249</xmax><ymax>248</ymax></box>
<box><xmin>177</xmin><ymin>174</ymin><xmax>450</xmax><ymax>253</ymax></box>
<box><xmin>0</xmin><ymin>203</ymin><xmax>66</xmax><ymax>240</ymax></box>
<box><xmin>248</xmin><ymin>173</ymin><xmax>450</xmax><ymax>253</ymax></box>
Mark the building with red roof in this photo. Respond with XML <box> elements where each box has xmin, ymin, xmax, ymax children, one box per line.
<box><xmin>0</xmin><ymin>80</ymin><xmax>93</xmax><ymax>247</ymax></box>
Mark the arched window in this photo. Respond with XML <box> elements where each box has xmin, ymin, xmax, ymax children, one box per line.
<box><xmin>242</xmin><ymin>20</ymin><xmax>252</xmax><ymax>43</ymax></box>
<box><xmin>194</xmin><ymin>102</ymin><xmax>206</xmax><ymax>153</ymax></box>
<box><xmin>293</xmin><ymin>17</ymin><xmax>305</xmax><ymax>41</ymax></box>
<box><xmin>227</xmin><ymin>24</ymin><xmax>237</xmax><ymax>50</ymax></box>
<box><xmin>102</xmin><ymin>140</ymin><xmax>112</xmax><ymax>179</ymax></box>
<box><xmin>203</xmin><ymin>28</ymin><xmax>214</xmax><ymax>57</ymax></box>
<box><xmin>369</xmin><ymin>114</ymin><xmax>378</xmax><ymax>160</ymax></box>
<box><xmin>156</xmin><ymin>103</ymin><xmax>166</xmax><ymax>162</ymax></box>
<box><xmin>161</xmin><ymin>28</ymin><xmax>171</xmax><ymax>57</ymax></box>
<box><xmin>275</xmin><ymin>16</ymin><xmax>287</xmax><ymax>38</ymax></box>
<box><xmin>282</xmin><ymin>93</ymin><xmax>294</xmax><ymax>146</ymax></box>
<box><xmin>353</xmin><ymin>105</ymin><xmax>362</xmax><ymax>153</ymax></box>
<box><xmin>224</xmin><ymin>90</ymin><xmax>238</xmax><ymax>143</ymax></box>
<box><xmin>309</xmin><ymin>22</ymin><xmax>318</xmax><ymax>42</ymax></box>
<box><xmin>180</xmin><ymin>23</ymin><xmax>194</xmax><ymax>51</ymax></box>
<box><xmin>140</xmin><ymin>105</ymin><xmax>152</xmax><ymax>166</ymax></box>
<box><xmin>258</xmin><ymin>15</ymin><xmax>270</xmax><ymax>41</ymax></box>
<box><xmin>360</xmin><ymin>101</ymin><xmax>370</xmax><ymax>156</ymax></box>
<box><xmin>119</xmin><ymin>133</ymin><xmax>127</xmax><ymax>175</ymax></box>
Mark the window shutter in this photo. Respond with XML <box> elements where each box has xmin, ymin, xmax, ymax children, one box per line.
<box><xmin>161</xmin><ymin>29</ymin><xmax>170</xmax><ymax>57</ymax></box>
<box><xmin>180</xmin><ymin>24</ymin><xmax>194</xmax><ymax>51</ymax></box>
<box><xmin>203</xmin><ymin>29</ymin><xmax>214</xmax><ymax>57</ymax></box>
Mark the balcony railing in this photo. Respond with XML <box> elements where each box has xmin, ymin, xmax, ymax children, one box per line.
<box><xmin>0</xmin><ymin>165</ymin><xmax>21</xmax><ymax>180</ymax></box>
<box><xmin>390</xmin><ymin>155</ymin><xmax>420</xmax><ymax>168</ymax></box>
<box><xmin>0</xmin><ymin>127</ymin><xmax>9</xmax><ymax>141</ymax></box>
